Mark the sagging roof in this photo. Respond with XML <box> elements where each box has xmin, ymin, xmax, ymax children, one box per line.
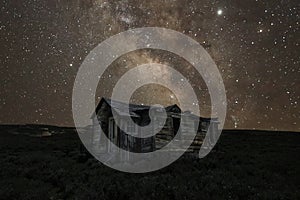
<box><xmin>92</xmin><ymin>98</ymin><xmax>218</xmax><ymax>123</ymax></box>
<box><xmin>92</xmin><ymin>98</ymin><xmax>181</xmax><ymax>118</ymax></box>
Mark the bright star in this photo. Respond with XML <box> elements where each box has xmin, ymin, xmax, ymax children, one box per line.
<box><xmin>217</xmin><ymin>9</ymin><xmax>223</xmax><ymax>15</ymax></box>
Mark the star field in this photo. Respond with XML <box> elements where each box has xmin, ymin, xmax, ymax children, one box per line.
<box><xmin>0</xmin><ymin>0</ymin><xmax>299</xmax><ymax>131</ymax></box>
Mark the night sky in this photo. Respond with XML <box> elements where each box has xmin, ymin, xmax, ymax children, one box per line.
<box><xmin>0</xmin><ymin>0</ymin><xmax>299</xmax><ymax>131</ymax></box>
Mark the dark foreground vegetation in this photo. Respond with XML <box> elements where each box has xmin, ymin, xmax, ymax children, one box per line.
<box><xmin>0</xmin><ymin>125</ymin><xmax>299</xmax><ymax>200</ymax></box>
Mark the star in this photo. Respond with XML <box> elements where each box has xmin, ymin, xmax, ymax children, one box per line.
<box><xmin>217</xmin><ymin>9</ymin><xmax>223</xmax><ymax>16</ymax></box>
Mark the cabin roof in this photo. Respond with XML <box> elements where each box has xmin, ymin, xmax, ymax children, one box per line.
<box><xmin>92</xmin><ymin>98</ymin><xmax>218</xmax><ymax>122</ymax></box>
<box><xmin>92</xmin><ymin>98</ymin><xmax>181</xmax><ymax>118</ymax></box>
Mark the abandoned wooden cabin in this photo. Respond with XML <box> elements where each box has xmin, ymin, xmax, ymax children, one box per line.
<box><xmin>90</xmin><ymin>98</ymin><xmax>219</xmax><ymax>154</ymax></box>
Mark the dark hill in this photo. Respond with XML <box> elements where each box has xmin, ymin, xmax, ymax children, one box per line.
<box><xmin>0</xmin><ymin>125</ymin><xmax>299</xmax><ymax>199</ymax></box>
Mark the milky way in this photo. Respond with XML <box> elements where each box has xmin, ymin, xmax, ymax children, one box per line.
<box><xmin>0</xmin><ymin>0</ymin><xmax>299</xmax><ymax>131</ymax></box>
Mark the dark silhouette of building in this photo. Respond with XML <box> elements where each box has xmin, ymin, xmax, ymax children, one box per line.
<box><xmin>91</xmin><ymin>98</ymin><xmax>219</xmax><ymax>154</ymax></box>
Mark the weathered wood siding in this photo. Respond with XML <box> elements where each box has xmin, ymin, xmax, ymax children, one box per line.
<box><xmin>92</xmin><ymin>99</ymin><xmax>218</xmax><ymax>155</ymax></box>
